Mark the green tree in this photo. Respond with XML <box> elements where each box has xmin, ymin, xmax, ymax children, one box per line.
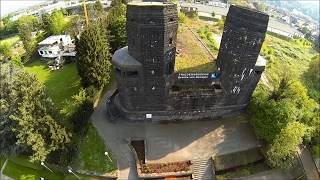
<box><xmin>0</xmin><ymin>63</ymin><xmax>71</xmax><ymax>162</ymax></box>
<box><xmin>75</xmin><ymin>22</ymin><xmax>112</xmax><ymax>88</ymax></box>
<box><xmin>250</xmin><ymin>78</ymin><xmax>317</xmax><ymax>142</ymax></box>
<box><xmin>49</xmin><ymin>10</ymin><xmax>67</xmax><ymax>35</ymax></box>
<box><xmin>211</xmin><ymin>11</ymin><xmax>215</xmax><ymax>18</ymax></box>
<box><xmin>89</xmin><ymin>0</ymin><xmax>105</xmax><ymax>21</ymax></box>
<box><xmin>18</xmin><ymin>15</ymin><xmax>38</xmax><ymax>61</ymax></box>
<box><xmin>105</xmin><ymin>3</ymin><xmax>127</xmax><ymax>52</ymax></box>
<box><xmin>41</xmin><ymin>12</ymin><xmax>51</xmax><ymax>34</ymax></box>
<box><xmin>66</xmin><ymin>15</ymin><xmax>83</xmax><ymax>37</ymax></box>
<box><xmin>0</xmin><ymin>16</ymin><xmax>19</xmax><ymax>36</ymax></box>
<box><xmin>0</xmin><ymin>42</ymin><xmax>12</xmax><ymax>59</ymax></box>
<box><xmin>93</xmin><ymin>0</ymin><xmax>104</xmax><ymax>12</ymax></box>
<box><xmin>266</xmin><ymin>122</ymin><xmax>305</xmax><ymax>169</ymax></box>
<box><xmin>304</xmin><ymin>55</ymin><xmax>320</xmax><ymax>101</ymax></box>
<box><xmin>110</xmin><ymin>0</ymin><xmax>126</xmax><ymax>7</ymax></box>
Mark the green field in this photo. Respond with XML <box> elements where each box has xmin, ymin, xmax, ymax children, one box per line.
<box><xmin>2</xmin><ymin>157</ymin><xmax>63</xmax><ymax>180</ymax></box>
<box><xmin>25</xmin><ymin>59</ymin><xmax>81</xmax><ymax>110</ymax></box>
<box><xmin>73</xmin><ymin>123</ymin><xmax>117</xmax><ymax>174</ymax></box>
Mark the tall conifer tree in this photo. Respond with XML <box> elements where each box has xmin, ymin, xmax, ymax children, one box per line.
<box><xmin>75</xmin><ymin>22</ymin><xmax>112</xmax><ymax>88</ymax></box>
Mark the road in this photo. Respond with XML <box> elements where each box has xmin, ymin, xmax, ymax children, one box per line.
<box><xmin>181</xmin><ymin>2</ymin><xmax>302</xmax><ymax>36</ymax></box>
<box><xmin>298</xmin><ymin>145</ymin><xmax>320</xmax><ymax>180</ymax></box>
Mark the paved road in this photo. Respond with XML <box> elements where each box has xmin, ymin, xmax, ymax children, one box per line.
<box><xmin>298</xmin><ymin>145</ymin><xmax>320</xmax><ymax>180</ymax></box>
<box><xmin>181</xmin><ymin>2</ymin><xmax>302</xmax><ymax>35</ymax></box>
<box><xmin>91</xmin><ymin>85</ymin><xmax>260</xmax><ymax>179</ymax></box>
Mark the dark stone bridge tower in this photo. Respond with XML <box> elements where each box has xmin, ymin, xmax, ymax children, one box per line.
<box><xmin>109</xmin><ymin>4</ymin><xmax>269</xmax><ymax>122</ymax></box>
<box><xmin>216</xmin><ymin>6</ymin><xmax>269</xmax><ymax>105</ymax></box>
<box><xmin>112</xmin><ymin>2</ymin><xmax>178</xmax><ymax>112</ymax></box>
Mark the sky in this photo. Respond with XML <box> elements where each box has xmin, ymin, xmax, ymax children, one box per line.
<box><xmin>1</xmin><ymin>0</ymin><xmax>46</xmax><ymax>17</ymax></box>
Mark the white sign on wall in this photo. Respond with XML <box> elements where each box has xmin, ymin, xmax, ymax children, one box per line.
<box><xmin>146</xmin><ymin>114</ymin><xmax>152</xmax><ymax>119</ymax></box>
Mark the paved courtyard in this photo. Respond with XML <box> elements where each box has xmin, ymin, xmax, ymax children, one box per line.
<box><xmin>91</xmin><ymin>87</ymin><xmax>260</xmax><ymax>179</ymax></box>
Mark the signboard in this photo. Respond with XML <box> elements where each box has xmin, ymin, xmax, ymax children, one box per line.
<box><xmin>177</xmin><ymin>73</ymin><xmax>220</xmax><ymax>79</ymax></box>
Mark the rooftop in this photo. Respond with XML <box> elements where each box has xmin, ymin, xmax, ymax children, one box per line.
<box><xmin>112</xmin><ymin>47</ymin><xmax>142</xmax><ymax>71</ymax></box>
<box><xmin>128</xmin><ymin>1</ymin><xmax>171</xmax><ymax>6</ymax></box>
<box><xmin>38</xmin><ymin>35</ymin><xmax>70</xmax><ymax>45</ymax></box>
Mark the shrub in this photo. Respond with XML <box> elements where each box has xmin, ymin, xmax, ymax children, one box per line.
<box><xmin>266</xmin><ymin>122</ymin><xmax>305</xmax><ymax>169</ymax></box>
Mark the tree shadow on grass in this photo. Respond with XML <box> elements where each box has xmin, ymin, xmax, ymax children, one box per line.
<box><xmin>175</xmin><ymin>61</ymin><xmax>217</xmax><ymax>73</ymax></box>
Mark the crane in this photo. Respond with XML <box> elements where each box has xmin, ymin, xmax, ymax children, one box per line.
<box><xmin>83</xmin><ymin>0</ymin><xmax>89</xmax><ymax>27</ymax></box>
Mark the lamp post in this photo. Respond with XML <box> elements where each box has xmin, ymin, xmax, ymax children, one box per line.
<box><xmin>68</xmin><ymin>167</ymin><xmax>80</xmax><ymax>179</ymax></box>
<box><xmin>104</xmin><ymin>151</ymin><xmax>113</xmax><ymax>162</ymax></box>
<box><xmin>40</xmin><ymin>162</ymin><xmax>53</xmax><ymax>173</ymax></box>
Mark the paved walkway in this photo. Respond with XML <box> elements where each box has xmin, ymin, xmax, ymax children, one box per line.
<box><xmin>298</xmin><ymin>145</ymin><xmax>320</xmax><ymax>180</ymax></box>
<box><xmin>92</xmin><ymin>87</ymin><xmax>260</xmax><ymax>180</ymax></box>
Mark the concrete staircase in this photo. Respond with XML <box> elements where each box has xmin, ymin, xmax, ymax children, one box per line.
<box><xmin>192</xmin><ymin>158</ymin><xmax>214</xmax><ymax>180</ymax></box>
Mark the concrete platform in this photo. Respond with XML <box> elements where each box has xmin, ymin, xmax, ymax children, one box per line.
<box><xmin>92</xmin><ymin>87</ymin><xmax>260</xmax><ymax>179</ymax></box>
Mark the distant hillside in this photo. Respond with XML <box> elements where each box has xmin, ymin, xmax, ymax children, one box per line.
<box><xmin>265</xmin><ymin>0</ymin><xmax>319</xmax><ymax>23</ymax></box>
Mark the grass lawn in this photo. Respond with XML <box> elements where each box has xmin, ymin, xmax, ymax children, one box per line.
<box><xmin>73</xmin><ymin>123</ymin><xmax>117</xmax><ymax>174</ymax></box>
<box><xmin>25</xmin><ymin>59</ymin><xmax>81</xmax><ymax>110</ymax></box>
<box><xmin>2</xmin><ymin>158</ymin><xmax>63</xmax><ymax>180</ymax></box>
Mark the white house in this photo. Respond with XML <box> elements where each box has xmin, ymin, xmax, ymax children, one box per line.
<box><xmin>38</xmin><ymin>35</ymin><xmax>76</xmax><ymax>58</ymax></box>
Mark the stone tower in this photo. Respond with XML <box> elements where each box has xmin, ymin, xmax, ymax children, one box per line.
<box><xmin>216</xmin><ymin>5</ymin><xmax>269</xmax><ymax>105</ymax></box>
<box><xmin>112</xmin><ymin>2</ymin><xmax>178</xmax><ymax>112</ymax></box>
